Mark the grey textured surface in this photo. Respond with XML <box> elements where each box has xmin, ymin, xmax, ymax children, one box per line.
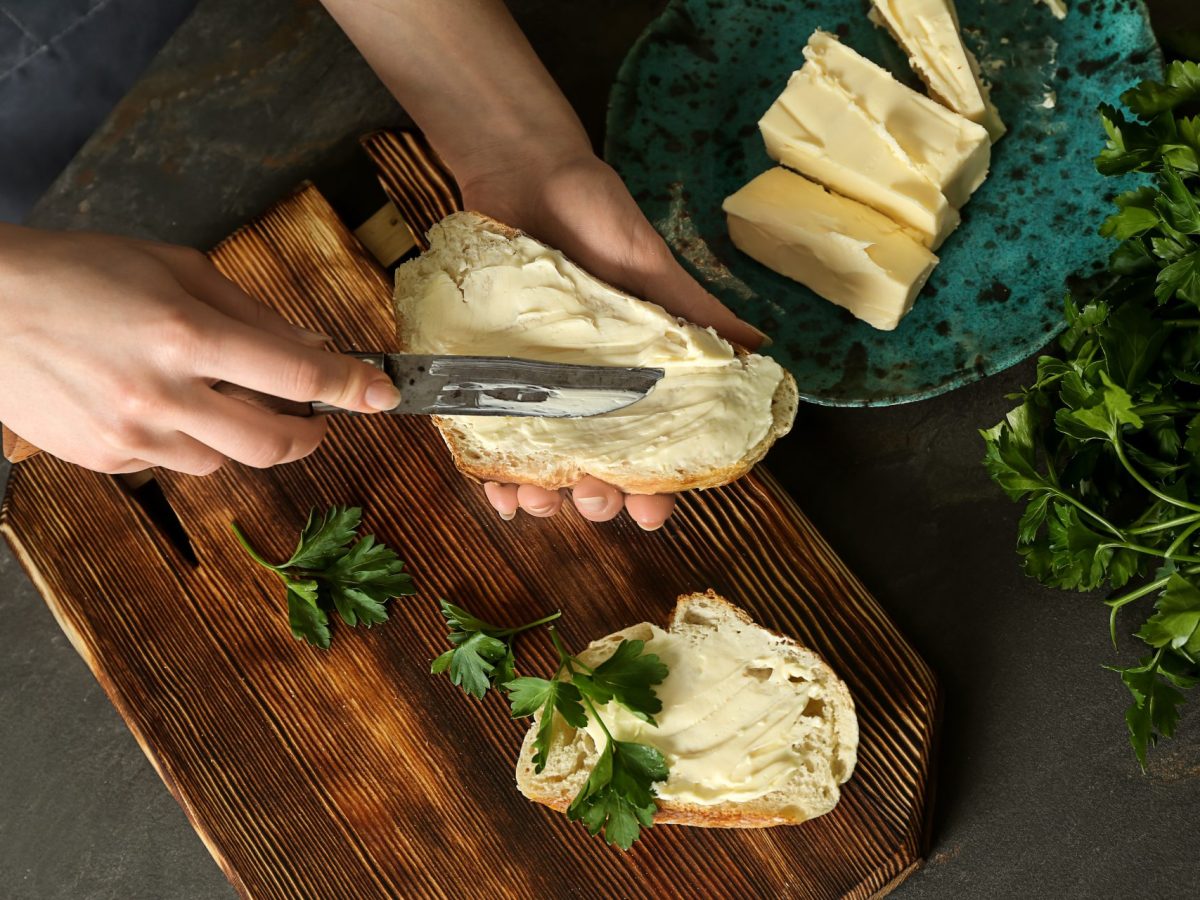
<box><xmin>0</xmin><ymin>0</ymin><xmax>198</xmax><ymax>222</ymax></box>
<box><xmin>2</xmin><ymin>1</ymin><xmax>1199</xmax><ymax>898</ymax></box>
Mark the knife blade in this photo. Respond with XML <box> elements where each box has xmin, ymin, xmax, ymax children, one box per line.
<box><xmin>317</xmin><ymin>353</ymin><xmax>665</xmax><ymax>418</ymax></box>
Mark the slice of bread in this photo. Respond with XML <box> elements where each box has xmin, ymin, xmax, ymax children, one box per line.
<box><xmin>515</xmin><ymin>591</ymin><xmax>858</xmax><ymax>828</ymax></box>
<box><xmin>393</xmin><ymin>212</ymin><xmax>797</xmax><ymax>494</ymax></box>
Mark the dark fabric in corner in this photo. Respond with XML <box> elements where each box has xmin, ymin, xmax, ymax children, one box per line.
<box><xmin>0</xmin><ymin>0</ymin><xmax>198</xmax><ymax>223</ymax></box>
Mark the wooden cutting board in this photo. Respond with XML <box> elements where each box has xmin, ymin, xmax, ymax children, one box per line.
<box><xmin>0</xmin><ymin>131</ymin><xmax>938</xmax><ymax>899</ymax></box>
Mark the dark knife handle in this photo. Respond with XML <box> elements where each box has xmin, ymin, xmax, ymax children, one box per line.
<box><xmin>0</xmin><ymin>353</ymin><xmax>394</xmax><ymax>465</ymax></box>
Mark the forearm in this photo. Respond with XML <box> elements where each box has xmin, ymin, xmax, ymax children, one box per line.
<box><xmin>319</xmin><ymin>0</ymin><xmax>590</xmax><ymax>188</ymax></box>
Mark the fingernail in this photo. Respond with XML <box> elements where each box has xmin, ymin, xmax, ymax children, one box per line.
<box><xmin>637</xmin><ymin>519</ymin><xmax>666</xmax><ymax>532</ymax></box>
<box><xmin>527</xmin><ymin>504</ymin><xmax>556</xmax><ymax>516</ymax></box>
<box><xmin>291</xmin><ymin>324</ymin><xmax>334</xmax><ymax>347</ymax></box>
<box><xmin>751</xmin><ymin>326</ymin><xmax>773</xmax><ymax>349</ymax></box>
<box><xmin>575</xmin><ymin>496</ymin><xmax>606</xmax><ymax>513</ymax></box>
<box><xmin>498</xmin><ymin>510</ymin><xmax>516</xmax><ymax>521</ymax></box>
<box><xmin>365</xmin><ymin>381</ymin><xmax>403</xmax><ymax>411</ymax></box>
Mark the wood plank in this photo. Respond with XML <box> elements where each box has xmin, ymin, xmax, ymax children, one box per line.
<box><xmin>0</xmin><ymin>130</ymin><xmax>937</xmax><ymax>899</ymax></box>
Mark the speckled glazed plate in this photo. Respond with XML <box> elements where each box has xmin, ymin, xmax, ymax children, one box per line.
<box><xmin>606</xmin><ymin>0</ymin><xmax>1161</xmax><ymax>405</ymax></box>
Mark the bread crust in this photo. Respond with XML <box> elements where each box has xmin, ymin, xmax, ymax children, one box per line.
<box><xmin>514</xmin><ymin>591</ymin><xmax>858</xmax><ymax>830</ymax></box>
<box><xmin>394</xmin><ymin>212</ymin><xmax>798</xmax><ymax>494</ymax></box>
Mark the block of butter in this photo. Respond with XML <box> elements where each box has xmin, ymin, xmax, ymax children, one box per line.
<box><xmin>759</xmin><ymin>64</ymin><xmax>959</xmax><ymax>249</ymax></box>
<box><xmin>1038</xmin><ymin>0</ymin><xmax>1067</xmax><ymax>18</ymax></box>
<box><xmin>723</xmin><ymin>167</ymin><xmax>938</xmax><ymax>331</ymax></box>
<box><xmin>870</xmin><ymin>0</ymin><xmax>1005</xmax><ymax>141</ymax></box>
<box><xmin>803</xmin><ymin>30</ymin><xmax>990</xmax><ymax>209</ymax></box>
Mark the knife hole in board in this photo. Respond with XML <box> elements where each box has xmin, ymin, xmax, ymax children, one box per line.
<box><xmin>116</xmin><ymin>473</ymin><xmax>199</xmax><ymax>567</ymax></box>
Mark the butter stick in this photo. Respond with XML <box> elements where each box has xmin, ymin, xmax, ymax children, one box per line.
<box><xmin>870</xmin><ymin>0</ymin><xmax>1005</xmax><ymax>141</ymax></box>
<box><xmin>759</xmin><ymin>64</ymin><xmax>959</xmax><ymax>249</ymax></box>
<box><xmin>723</xmin><ymin>168</ymin><xmax>938</xmax><ymax>332</ymax></box>
<box><xmin>802</xmin><ymin>30</ymin><xmax>990</xmax><ymax>209</ymax></box>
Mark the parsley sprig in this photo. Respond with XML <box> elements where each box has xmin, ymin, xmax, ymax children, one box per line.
<box><xmin>232</xmin><ymin>506</ymin><xmax>414</xmax><ymax>649</ymax></box>
<box><xmin>983</xmin><ymin>61</ymin><xmax>1200</xmax><ymax>767</ymax></box>
<box><xmin>433</xmin><ymin>605</ymin><xmax>670</xmax><ymax>849</ymax></box>
<box><xmin>430</xmin><ymin>600</ymin><xmax>562</xmax><ymax>699</ymax></box>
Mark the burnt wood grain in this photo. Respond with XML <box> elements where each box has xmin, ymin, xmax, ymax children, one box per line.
<box><xmin>0</xmin><ymin>130</ymin><xmax>938</xmax><ymax>899</ymax></box>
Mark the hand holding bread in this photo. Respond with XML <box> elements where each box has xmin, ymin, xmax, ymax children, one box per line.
<box><xmin>394</xmin><ymin>207</ymin><xmax>796</xmax><ymax>526</ymax></box>
<box><xmin>452</xmin><ymin>153</ymin><xmax>775</xmax><ymax>529</ymax></box>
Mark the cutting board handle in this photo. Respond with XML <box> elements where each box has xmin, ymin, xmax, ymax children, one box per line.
<box><xmin>2</xmin><ymin>426</ymin><xmax>37</xmax><ymax>464</ymax></box>
<box><xmin>2</xmin><ymin>385</ymin><xmax>311</xmax><ymax>465</ymax></box>
<box><xmin>360</xmin><ymin>130</ymin><xmax>462</xmax><ymax>246</ymax></box>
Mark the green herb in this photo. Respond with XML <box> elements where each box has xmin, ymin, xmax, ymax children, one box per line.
<box><xmin>434</xmin><ymin>604</ymin><xmax>670</xmax><ymax>849</ymax></box>
<box><xmin>430</xmin><ymin>600</ymin><xmax>561</xmax><ymax>699</ymax></box>
<box><xmin>982</xmin><ymin>62</ymin><xmax>1200</xmax><ymax>767</ymax></box>
<box><xmin>232</xmin><ymin>506</ymin><xmax>415</xmax><ymax>649</ymax></box>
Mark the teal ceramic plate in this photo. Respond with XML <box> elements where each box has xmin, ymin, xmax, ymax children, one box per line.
<box><xmin>606</xmin><ymin>0</ymin><xmax>1162</xmax><ymax>405</ymax></box>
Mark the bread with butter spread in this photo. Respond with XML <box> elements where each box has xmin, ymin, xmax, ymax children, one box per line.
<box><xmin>393</xmin><ymin>212</ymin><xmax>797</xmax><ymax>494</ymax></box>
<box><xmin>515</xmin><ymin>591</ymin><xmax>858</xmax><ymax>829</ymax></box>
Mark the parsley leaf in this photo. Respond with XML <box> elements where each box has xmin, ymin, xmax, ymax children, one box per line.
<box><xmin>1137</xmin><ymin>574</ymin><xmax>1200</xmax><ymax>658</ymax></box>
<box><xmin>431</xmin><ymin>600</ymin><xmax>561</xmax><ymax>699</ymax></box>
<box><xmin>232</xmin><ymin>506</ymin><xmax>415</xmax><ymax>648</ymax></box>
<box><xmin>324</xmin><ymin>535</ymin><xmax>411</xmax><ymax>627</ymax></box>
<box><xmin>1108</xmin><ymin>652</ymin><xmax>1189</xmax><ymax>769</ymax></box>
<box><xmin>508</xmin><ymin>676</ymin><xmax>588</xmax><ymax>770</ymax></box>
<box><xmin>1100</xmin><ymin>186</ymin><xmax>1161</xmax><ymax>240</ymax></box>
<box><xmin>566</xmin><ymin>739</ymin><xmax>668</xmax><ymax>851</ymax></box>
<box><xmin>286</xmin><ymin>587</ymin><xmax>331</xmax><ymax>649</ymax></box>
<box><xmin>1123</xmin><ymin>60</ymin><xmax>1200</xmax><ymax>119</ymax></box>
<box><xmin>1054</xmin><ymin>371</ymin><xmax>1144</xmax><ymax>442</ymax></box>
<box><xmin>449</xmin><ymin>632</ymin><xmax>509</xmax><ymax>699</ymax></box>
<box><xmin>1156</xmin><ymin>246</ymin><xmax>1200</xmax><ymax>304</ymax></box>
<box><xmin>574</xmin><ymin>639</ymin><xmax>668</xmax><ymax>725</ymax></box>
<box><xmin>281</xmin><ymin>506</ymin><xmax>360</xmax><ymax>570</ymax></box>
<box><xmin>980</xmin><ymin>402</ymin><xmax>1052</xmax><ymax>500</ymax></box>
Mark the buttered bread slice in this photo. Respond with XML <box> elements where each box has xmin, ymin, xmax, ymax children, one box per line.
<box><xmin>394</xmin><ymin>212</ymin><xmax>797</xmax><ymax>494</ymax></box>
<box><xmin>516</xmin><ymin>592</ymin><xmax>858</xmax><ymax>828</ymax></box>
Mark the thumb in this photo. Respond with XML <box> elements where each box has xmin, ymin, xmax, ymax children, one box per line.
<box><xmin>632</xmin><ymin>244</ymin><xmax>769</xmax><ymax>351</ymax></box>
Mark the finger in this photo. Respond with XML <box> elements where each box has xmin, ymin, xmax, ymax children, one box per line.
<box><xmin>182</xmin><ymin>308</ymin><xmax>398</xmax><ymax>413</ymax></box>
<box><xmin>517</xmin><ymin>484</ymin><xmax>566</xmax><ymax>518</ymax></box>
<box><xmin>106</xmin><ymin>459</ymin><xmax>154</xmax><ymax>475</ymax></box>
<box><xmin>75</xmin><ymin>455</ymin><xmax>153</xmax><ymax>475</ymax></box>
<box><xmin>571</xmin><ymin>476</ymin><xmax>624</xmax><ymax>522</ymax></box>
<box><xmin>174</xmin><ymin>386</ymin><xmax>328</xmax><ymax>469</ymax></box>
<box><xmin>141</xmin><ymin>431</ymin><xmax>227</xmax><ymax>476</ymax></box>
<box><xmin>145</xmin><ymin>244</ymin><xmax>331</xmax><ymax>348</ymax></box>
<box><xmin>484</xmin><ymin>482</ymin><xmax>519</xmax><ymax>521</ymax></box>
<box><xmin>624</xmin><ymin>494</ymin><xmax>676</xmax><ymax>532</ymax></box>
<box><xmin>631</xmin><ymin>243</ymin><xmax>769</xmax><ymax>350</ymax></box>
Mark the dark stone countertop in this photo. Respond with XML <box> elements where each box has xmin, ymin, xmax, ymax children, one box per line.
<box><xmin>3</xmin><ymin>1</ymin><xmax>1199</xmax><ymax>897</ymax></box>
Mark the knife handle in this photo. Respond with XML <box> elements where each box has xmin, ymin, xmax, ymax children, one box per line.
<box><xmin>2</xmin><ymin>384</ymin><xmax>313</xmax><ymax>465</ymax></box>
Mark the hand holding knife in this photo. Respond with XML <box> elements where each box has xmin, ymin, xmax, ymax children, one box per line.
<box><xmin>1</xmin><ymin>353</ymin><xmax>664</xmax><ymax>464</ymax></box>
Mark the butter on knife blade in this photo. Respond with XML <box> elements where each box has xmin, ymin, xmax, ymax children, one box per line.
<box><xmin>317</xmin><ymin>352</ymin><xmax>665</xmax><ymax>418</ymax></box>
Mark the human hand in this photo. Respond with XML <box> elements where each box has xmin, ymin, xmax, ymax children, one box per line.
<box><xmin>0</xmin><ymin>226</ymin><xmax>401</xmax><ymax>474</ymax></box>
<box><xmin>460</xmin><ymin>150</ymin><xmax>767</xmax><ymax>530</ymax></box>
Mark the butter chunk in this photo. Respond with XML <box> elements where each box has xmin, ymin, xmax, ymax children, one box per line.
<box><xmin>723</xmin><ymin>168</ymin><xmax>937</xmax><ymax>331</ymax></box>
<box><xmin>870</xmin><ymin>0</ymin><xmax>1006</xmax><ymax>141</ymax></box>
<box><xmin>759</xmin><ymin>64</ymin><xmax>958</xmax><ymax>249</ymax></box>
<box><xmin>803</xmin><ymin>30</ymin><xmax>990</xmax><ymax>209</ymax></box>
<box><xmin>1038</xmin><ymin>0</ymin><xmax>1067</xmax><ymax>19</ymax></box>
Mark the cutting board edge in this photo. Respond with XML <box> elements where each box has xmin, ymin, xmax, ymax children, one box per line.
<box><xmin>0</xmin><ymin>467</ymin><xmax>254</xmax><ymax>898</ymax></box>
